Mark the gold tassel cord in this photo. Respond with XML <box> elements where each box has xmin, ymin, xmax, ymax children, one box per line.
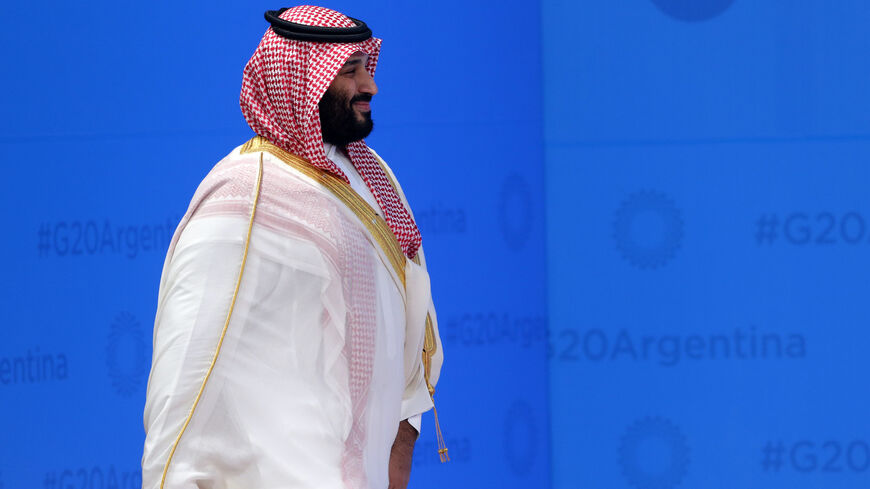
<box><xmin>430</xmin><ymin>385</ymin><xmax>450</xmax><ymax>462</ymax></box>
<box><xmin>421</xmin><ymin>313</ymin><xmax>448</xmax><ymax>463</ymax></box>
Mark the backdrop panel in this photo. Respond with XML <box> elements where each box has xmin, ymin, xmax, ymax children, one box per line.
<box><xmin>544</xmin><ymin>1</ymin><xmax>870</xmax><ymax>489</ymax></box>
<box><xmin>0</xmin><ymin>1</ymin><xmax>548</xmax><ymax>488</ymax></box>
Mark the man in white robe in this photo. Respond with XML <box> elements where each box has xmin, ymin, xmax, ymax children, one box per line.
<box><xmin>142</xmin><ymin>6</ymin><xmax>444</xmax><ymax>489</ymax></box>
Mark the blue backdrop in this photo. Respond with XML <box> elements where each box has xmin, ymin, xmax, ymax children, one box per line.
<box><xmin>1</xmin><ymin>1</ymin><xmax>867</xmax><ymax>489</ymax></box>
<box><xmin>0</xmin><ymin>1</ymin><xmax>547</xmax><ymax>488</ymax></box>
<box><xmin>545</xmin><ymin>1</ymin><xmax>870</xmax><ymax>489</ymax></box>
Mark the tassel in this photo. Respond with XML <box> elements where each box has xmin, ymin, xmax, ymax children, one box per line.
<box><xmin>432</xmin><ymin>396</ymin><xmax>450</xmax><ymax>462</ymax></box>
<box><xmin>411</xmin><ymin>254</ymin><xmax>448</xmax><ymax>464</ymax></box>
<box><xmin>422</xmin><ymin>313</ymin><xmax>448</xmax><ymax>463</ymax></box>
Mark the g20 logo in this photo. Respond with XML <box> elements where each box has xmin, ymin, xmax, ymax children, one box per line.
<box><xmin>106</xmin><ymin>312</ymin><xmax>149</xmax><ymax>396</ymax></box>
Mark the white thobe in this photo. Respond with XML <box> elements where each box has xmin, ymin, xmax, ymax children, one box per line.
<box><xmin>323</xmin><ymin>142</ymin><xmax>425</xmax><ymax>434</ymax></box>
<box><xmin>142</xmin><ymin>138</ymin><xmax>442</xmax><ymax>489</ymax></box>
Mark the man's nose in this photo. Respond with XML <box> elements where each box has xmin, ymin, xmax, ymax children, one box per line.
<box><xmin>358</xmin><ymin>70</ymin><xmax>378</xmax><ymax>96</ymax></box>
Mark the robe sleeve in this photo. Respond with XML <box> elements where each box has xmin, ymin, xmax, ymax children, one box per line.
<box><xmin>400</xmin><ymin>247</ymin><xmax>445</xmax><ymax>430</ymax></box>
<box><xmin>367</xmin><ymin>148</ymin><xmax>446</xmax><ymax>427</ymax></box>
<box><xmin>399</xmin><ymin>256</ymin><xmax>435</xmax><ymax>425</ymax></box>
<box><xmin>142</xmin><ymin>158</ymin><xmax>351</xmax><ymax>489</ymax></box>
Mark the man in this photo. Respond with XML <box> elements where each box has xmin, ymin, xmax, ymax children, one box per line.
<box><xmin>141</xmin><ymin>6</ymin><xmax>445</xmax><ymax>489</ymax></box>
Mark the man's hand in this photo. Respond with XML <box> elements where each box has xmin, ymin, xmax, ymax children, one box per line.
<box><xmin>388</xmin><ymin>419</ymin><xmax>418</xmax><ymax>489</ymax></box>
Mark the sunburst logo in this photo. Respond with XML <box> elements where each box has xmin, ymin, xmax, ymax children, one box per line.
<box><xmin>498</xmin><ymin>174</ymin><xmax>534</xmax><ymax>251</ymax></box>
<box><xmin>503</xmin><ymin>399</ymin><xmax>537</xmax><ymax>477</ymax></box>
<box><xmin>106</xmin><ymin>311</ymin><xmax>149</xmax><ymax>396</ymax></box>
<box><xmin>613</xmin><ymin>190</ymin><xmax>684</xmax><ymax>270</ymax></box>
<box><xmin>619</xmin><ymin>416</ymin><xmax>690</xmax><ymax>489</ymax></box>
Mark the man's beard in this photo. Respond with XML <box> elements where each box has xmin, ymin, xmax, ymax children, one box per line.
<box><xmin>318</xmin><ymin>89</ymin><xmax>374</xmax><ymax>147</ymax></box>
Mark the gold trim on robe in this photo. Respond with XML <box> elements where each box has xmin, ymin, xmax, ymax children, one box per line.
<box><xmin>241</xmin><ymin>136</ymin><xmax>407</xmax><ymax>287</ymax></box>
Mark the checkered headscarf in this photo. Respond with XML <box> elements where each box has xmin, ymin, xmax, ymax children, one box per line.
<box><xmin>241</xmin><ymin>5</ymin><xmax>422</xmax><ymax>258</ymax></box>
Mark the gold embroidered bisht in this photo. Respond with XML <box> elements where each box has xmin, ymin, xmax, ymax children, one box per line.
<box><xmin>142</xmin><ymin>138</ymin><xmax>444</xmax><ymax>489</ymax></box>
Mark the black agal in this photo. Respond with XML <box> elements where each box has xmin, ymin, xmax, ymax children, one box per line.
<box><xmin>264</xmin><ymin>8</ymin><xmax>372</xmax><ymax>43</ymax></box>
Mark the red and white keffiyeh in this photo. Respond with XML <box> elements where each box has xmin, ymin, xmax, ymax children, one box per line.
<box><xmin>240</xmin><ymin>5</ymin><xmax>422</xmax><ymax>258</ymax></box>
